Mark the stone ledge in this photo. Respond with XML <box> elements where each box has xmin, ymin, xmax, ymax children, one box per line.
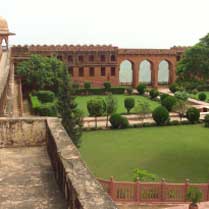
<box><xmin>47</xmin><ymin>118</ymin><xmax>118</xmax><ymax>209</ymax></box>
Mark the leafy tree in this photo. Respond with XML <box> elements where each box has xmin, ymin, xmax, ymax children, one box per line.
<box><xmin>152</xmin><ymin>106</ymin><xmax>169</xmax><ymax>126</ymax></box>
<box><xmin>186</xmin><ymin>107</ymin><xmax>200</xmax><ymax>123</ymax></box>
<box><xmin>172</xmin><ymin>99</ymin><xmax>188</xmax><ymax>121</ymax></box>
<box><xmin>133</xmin><ymin>168</ymin><xmax>157</xmax><ymax>182</ymax></box>
<box><xmin>105</xmin><ymin>93</ymin><xmax>117</xmax><ymax>127</ymax></box>
<box><xmin>58</xmin><ymin>67</ymin><xmax>83</xmax><ymax>148</ymax></box>
<box><xmin>124</xmin><ymin>97</ymin><xmax>135</xmax><ymax>114</ymax></box>
<box><xmin>87</xmin><ymin>98</ymin><xmax>106</xmax><ymax>128</ymax></box>
<box><xmin>16</xmin><ymin>54</ymin><xmax>64</xmax><ymax>94</ymax></box>
<box><xmin>134</xmin><ymin>100</ymin><xmax>151</xmax><ymax>125</ymax></box>
<box><xmin>177</xmin><ymin>33</ymin><xmax>209</xmax><ymax>81</ymax></box>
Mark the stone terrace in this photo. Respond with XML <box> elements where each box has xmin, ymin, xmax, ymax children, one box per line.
<box><xmin>0</xmin><ymin>146</ymin><xmax>67</xmax><ymax>209</ymax></box>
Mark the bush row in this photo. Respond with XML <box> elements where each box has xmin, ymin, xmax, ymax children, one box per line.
<box><xmin>75</xmin><ymin>87</ymin><xmax>126</xmax><ymax>95</ymax></box>
<box><xmin>30</xmin><ymin>91</ymin><xmax>58</xmax><ymax>116</ymax></box>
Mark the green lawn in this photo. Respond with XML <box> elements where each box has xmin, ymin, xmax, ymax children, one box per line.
<box><xmin>75</xmin><ymin>94</ymin><xmax>160</xmax><ymax>116</ymax></box>
<box><xmin>80</xmin><ymin>125</ymin><xmax>209</xmax><ymax>183</ymax></box>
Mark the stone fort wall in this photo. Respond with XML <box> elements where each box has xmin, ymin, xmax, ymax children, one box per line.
<box><xmin>11</xmin><ymin>45</ymin><xmax>187</xmax><ymax>88</ymax></box>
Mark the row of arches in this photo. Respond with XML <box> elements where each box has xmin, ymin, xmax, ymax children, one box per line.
<box><xmin>119</xmin><ymin>60</ymin><xmax>171</xmax><ymax>85</ymax></box>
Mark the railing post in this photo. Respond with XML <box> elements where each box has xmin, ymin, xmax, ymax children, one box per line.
<box><xmin>135</xmin><ymin>177</ymin><xmax>141</xmax><ymax>202</ymax></box>
<box><xmin>161</xmin><ymin>178</ymin><xmax>166</xmax><ymax>201</ymax></box>
<box><xmin>184</xmin><ymin>179</ymin><xmax>190</xmax><ymax>202</ymax></box>
<box><xmin>207</xmin><ymin>181</ymin><xmax>209</xmax><ymax>201</ymax></box>
<box><xmin>109</xmin><ymin>176</ymin><xmax>115</xmax><ymax>201</ymax></box>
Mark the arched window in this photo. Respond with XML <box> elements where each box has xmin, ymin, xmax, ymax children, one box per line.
<box><xmin>158</xmin><ymin>60</ymin><xmax>169</xmax><ymax>84</ymax></box>
<box><xmin>139</xmin><ymin>60</ymin><xmax>151</xmax><ymax>84</ymax></box>
<box><xmin>119</xmin><ymin>60</ymin><xmax>133</xmax><ymax>85</ymax></box>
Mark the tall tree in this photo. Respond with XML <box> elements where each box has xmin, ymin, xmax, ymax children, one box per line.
<box><xmin>58</xmin><ymin>66</ymin><xmax>83</xmax><ymax>148</ymax></box>
<box><xmin>134</xmin><ymin>100</ymin><xmax>151</xmax><ymax>125</ymax></box>
<box><xmin>105</xmin><ymin>93</ymin><xmax>117</xmax><ymax>127</ymax></box>
<box><xmin>87</xmin><ymin>98</ymin><xmax>106</xmax><ymax>128</ymax></box>
<box><xmin>177</xmin><ymin>33</ymin><xmax>209</xmax><ymax>81</ymax></box>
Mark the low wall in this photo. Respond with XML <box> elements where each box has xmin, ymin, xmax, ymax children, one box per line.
<box><xmin>47</xmin><ymin>118</ymin><xmax>118</xmax><ymax>209</ymax></box>
<box><xmin>0</xmin><ymin>51</ymin><xmax>10</xmax><ymax>116</ymax></box>
<box><xmin>99</xmin><ymin>178</ymin><xmax>209</xmax><ymax>203</ymax></box>
<box><xmin>0</xmin><ymin>117</ymin><xmax>118</xmax><ymax>208</ymax></box>
<box><xmin>0</xmin><ymin>117</ymin><xmax>46</xmax><ymax>147</ymax></box>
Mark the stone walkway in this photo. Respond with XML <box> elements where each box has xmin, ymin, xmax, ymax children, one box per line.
<box><xmin>0</xmin><ymin>146</ymin><xmax>67</xmax><ymax>209</ymax></box>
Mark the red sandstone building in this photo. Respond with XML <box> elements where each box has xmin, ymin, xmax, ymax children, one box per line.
<box><xmin>11</xmin><ymin>45</ymin><xmax>186</xmax><ymax>88</ymax></box>
<box><xmin>0</xmin><ymin>16</ymin><xmax>186</xmax><ymax>88</ymax></box>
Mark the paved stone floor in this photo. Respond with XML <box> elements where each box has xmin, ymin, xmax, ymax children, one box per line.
<box><xmin>0</xmin><ymin>146</ymin><xmax>67</xmax><ymax>209</ymax></box>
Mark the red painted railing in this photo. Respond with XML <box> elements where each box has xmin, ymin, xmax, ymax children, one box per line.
<box><xmin>98</xmin><ymin>178</ymin><xmax>209</xmax><ymax>203</ymax></box>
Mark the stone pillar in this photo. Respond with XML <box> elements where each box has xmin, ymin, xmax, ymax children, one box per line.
<box><xmin>169</xmin><ymin>62</ymin><xmax>176</xmax><ymax>84</ymax></box>
<box><xmin>152</xmin><ymin>62</ymin><xmax>158</xmax><ymax>88</ymax></box>
<box><xmin>133</xmin><ymin>62</ymin><xmax>139</xmax><ymax>88</ymax></box>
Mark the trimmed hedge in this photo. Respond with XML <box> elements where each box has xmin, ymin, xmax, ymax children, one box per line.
<box><xmin>29</xmin><ymin>93</ymin><xmax>57</xmax><ymax>116</ymax></box>
<box><xmin>161</xmin><ymin>95</ymin><xmax>177</xmax><ymax>112</ymax></box>
<box><xmin>137</xmin><ymin>84</ymin><xmax>146</xmax><ymax>95</ymax></box>
<box><xmin>152</xmin><ymin>106</ymin><xmax>169</xmax><ymax>126</ymax></box>
<box><xmin>75</xmin><ymin>87</ymin><xmax>126</xmax><ymax>95</ymax></box>
<box><xmin>186</xmin><ymin>107</ymin><xmax>200</xmax><ymax>123</ymax></box>
<box><xmin>109</xmin><ymin>113</ymin><xmax>129</xmax><ymax>129</ymax></box>
<box><xmin>149</xmin><ymin>89</ymin><xmax>159</xmax><ymax>99</ymax></box>
<box><xmin>34</xmin><ymin>90</ymin><xmax>55</xmax><ymax>103</ymax></box>
<box><xmin>198</xmin><ymin>92</ymin><xmax>207</xmax><ymax>101</ymax></box>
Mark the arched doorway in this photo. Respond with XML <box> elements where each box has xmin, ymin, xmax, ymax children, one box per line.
<box><xmin>158</xmin><ymin>60</ymin><xmax>169</xmax><ymax>84</ymax></box>
<box><xmin>139</xmin><ymin>60</ymin><xmax>152</xmax><ymax>84</ymax></box>
<box><xmin>119</xmin><ymin>60</ymin><xmax>133</xmax><ymax>86</ymax></box>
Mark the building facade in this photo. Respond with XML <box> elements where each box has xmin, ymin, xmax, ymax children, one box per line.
<box><xmin>11</xmin><ymin>45</ymin><xmax>186</xmax><ymax>88</ymax></box>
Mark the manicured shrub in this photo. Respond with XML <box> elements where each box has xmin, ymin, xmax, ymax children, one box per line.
<box><xmin>186</xmin><ymin>107</ymin><xmax>200</xmax><ymax>123</ymax></box>
<box><xmin>174</xmin><ymin>91</ymin><xmax>188</xmax><ymax>101</ymax></box>
<box><xmin>103</xmin><ymin>81</ymin><xmax>111</xmax><ymax>91</ymax></box>
<box><xmin>87</xmin><ymin>98</ymin><xmax>106</xmax><ymax>117</ymax></box>
<box><xmin>87</xmin><ymin>98</ymin><xmax>106</xmax><ymax>127</ymax></box>
<box><xmin>120</xmin><ymin>117</ymin><xmax>129</xmax><ymax>129</ymax></box>
<box><xmin>152</xmin><ymin>106</ymin><xmax>169</xmax><ymax>126</ymax></box>
<box><xmin>124</xmin><ymin>97</ymin><xmax>135</xmax><ymax>114</ymax></box>
<box><xmin>137</xmin><ymin>84</ymin><xmax>146</xmax><ymax>95</ymax></box>
<box><xmin>198</xmin><ymin>92</ymin><xmax>207</xmax><ymax>101</ymax></box>
<box><xmin>204</xmin><ymin>114</ymin><xmax>209</xmax><ymax>127</ymax></box>
<box><xmin>109</xmin><ymin>113</ymin><xmax>129</xmax><ymax>129</ymax></box>
<box><xmin>30</xmin><ymin>95</ymin><xmax>41</xmax><ymax>113</ymax></box>
<box><xmin>126</xmin><ymin>87</ymin><xmax>133</xmax><ymax>95</ymax></box>
<box><xmin>161</xmin><ymin>95</ymin><xmax>177</xmax><ymax>112</ymax></box>
<box><xmin>149</xmin><ymin>88</ymin><xmax>159</xmax><ymax>99</ymax></box>
<box><xmin>37</xmin><ymin>103</ymin><xmax>58</xmax><ymax>116</ymax></box>
<box><xmin>169</xmin><ymin>83</ymin><xmax>179</xmax><ymax>93</ymax></box>
<box><xmin>84</xmin><ymin>81</ymin><xmax>91</xmax><ymax>91</ymax></box>
<box><xmin>35</xmin><ymin>90</ymin><xmax>55</xmax><ymax>103</ymax></box>
<box><xmin>160</xmin><ymin>93</ymin><xmax>169</xmax><ymax>103</ymax></box>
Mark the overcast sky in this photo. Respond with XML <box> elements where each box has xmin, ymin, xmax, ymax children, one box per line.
<box><xmin>1</xmin><ymin>0</ymin><xmax>209</xmax><ymax>48</ymax></box>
